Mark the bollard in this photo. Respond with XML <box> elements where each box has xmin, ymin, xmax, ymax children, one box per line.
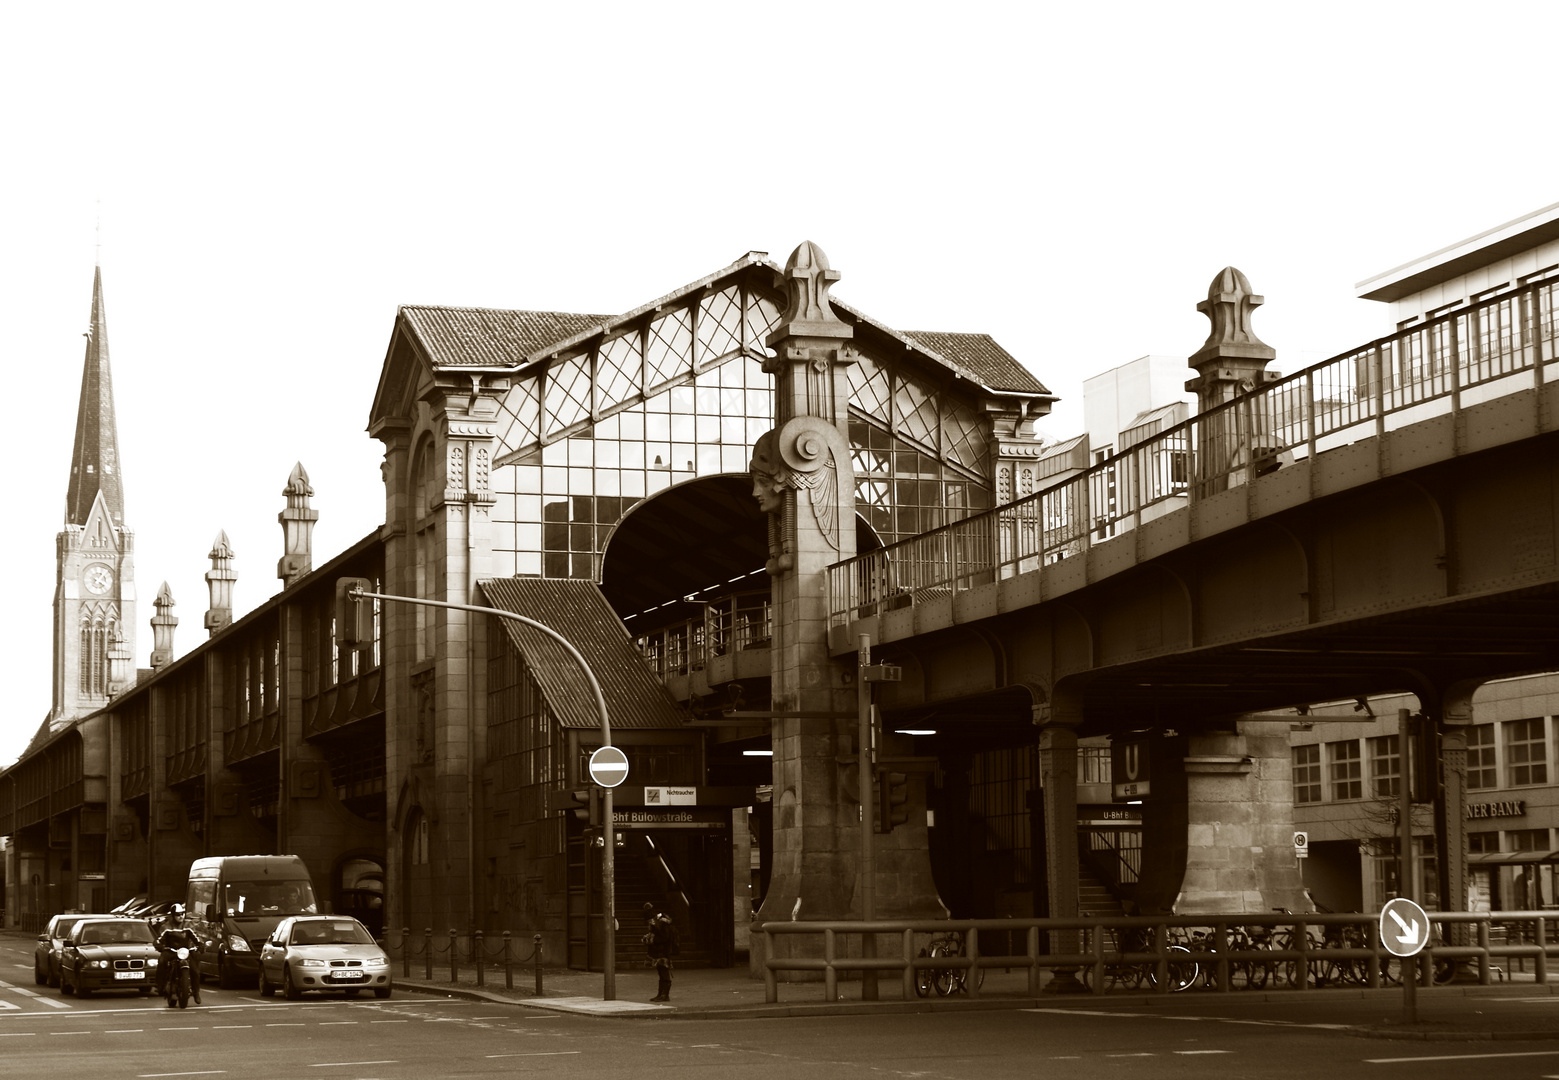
<box><xmin>502</xmin><ymin>931</ymin><xmax>512</xmax><ymax>991</ymax></box>
<box><xmin>450</xmin><ymin>929</ymin><xmax>459</xmax><ymax>983</ymax></box>
<box><xmin>424</xmin><ymin>928</ymin><xmax>433</xmax><ymax>981</ymax></box>
<box><xmin>402</xmin><ymin>928</ymin><xmax>411</xmax><ymax>978</ymax></box>
<box><xmin>534</xmin><ymin>933</ymin><xmax>543</xmax><ymax>997</ymax></box>
<box><xmin>475</xmin><ymin>930</ymin><xmax>485</xmax><ymax>987</ymax></box>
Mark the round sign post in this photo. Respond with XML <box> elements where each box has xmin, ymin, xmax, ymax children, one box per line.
<box><xmin>1380</xmin><ymin>896</ymin><xmax>1429</xmax><ymax>1023</ymax></box>
<box><xmin>589</xmin><ymin>745</ymin><xmax>628</xmax><ymax>993</ymax></box>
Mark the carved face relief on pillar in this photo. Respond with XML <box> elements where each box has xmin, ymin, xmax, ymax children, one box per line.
<box><xmin>750</xmin><ymin>430</ymin><xmax>790</xmax><ymax>515</ymax></box>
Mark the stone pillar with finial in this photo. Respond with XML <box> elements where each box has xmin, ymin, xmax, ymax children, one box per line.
<box><xmin>277</xmin><ymin>462</ymin><xmax>318</xmax><ymax>588</ymax></box>
<box><xmin>1172</xmin><ymin>270</ymin><xmax>1308</xmax><ymax>915</ymax></box>
<box><xmin>1186</xmin><ymin>267</ymin><xmax>1281</xmax><ymax>491</ymax></box>
<box><xmin>150</xmin><ymin>582</ymin><xmax>177</xmax><ymax>668</ymax></box>
<box><xmin>749</xmin><ymin>242</ymin><xmax>944</xmax><ymax>981</ymax></box>
<box><xmin>204</xmin><ymin>531</ymin><xmax>236</xmax><ymax>636</ymax></box>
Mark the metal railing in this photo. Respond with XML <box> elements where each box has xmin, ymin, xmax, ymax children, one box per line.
<box><xmin>829</xmin><ymin>277</ymin><xmax>1559</xmax><ymax>625</ymax></box>
<box><xmin>759</xmin><ymin>910</ymin><xmax>1559</xmax><ymax>1003</ymax></box>
<box><xmin>636</xmin><ymin>592</ymin><xmax>772</xmax><ymax>677</ymax></box>
<box><xmin>385</xmin><ymin>927</ymin><xmax>545</xmax><ymax>994</ymax></box>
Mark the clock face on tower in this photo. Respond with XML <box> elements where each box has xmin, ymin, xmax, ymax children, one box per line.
<box><xmin>83</xmin><ymin>564</ymin><xmax>113</xmax><ymax>595</ymax></box>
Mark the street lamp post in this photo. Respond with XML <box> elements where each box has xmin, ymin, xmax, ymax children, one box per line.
<box><xmin>343</xmin><ymin>583</ymin><xmax>619</xmax><ymax>1000</ymax></box>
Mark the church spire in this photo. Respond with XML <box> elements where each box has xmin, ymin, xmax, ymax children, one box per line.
<box><xmin>65</xmin><ymin>265</ymin><xmax>125</xmax><ymax>526</ymax></box>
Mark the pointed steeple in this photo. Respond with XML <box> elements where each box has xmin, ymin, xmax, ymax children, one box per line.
<box><xmin>65</xmin><ymin>265</ymin><xmax>125</xmax><ymax>527</ymax></box>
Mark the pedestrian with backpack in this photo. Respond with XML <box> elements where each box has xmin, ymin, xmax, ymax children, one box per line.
<box><xmin>642</xmin><ymin>902</ymin><xmax>677</xmax><ymax>1002</ymax></box>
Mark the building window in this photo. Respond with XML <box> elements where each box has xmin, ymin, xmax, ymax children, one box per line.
<box><xmin>1328</xmin><ymin>740</ymin><xmax>1362</xmax><ymax>801</ymax></box>
<box><xmin>1466</xmin><ymin>724</ymin><xmax>1496</xmax><ymax>790</ymax></box>
<box><xmin>1468</xmin><ymin>831</ymin><xmax>1498</xmax><ymax>854</ymax></box>
<box><xmin>1368</xmin><ymin>735</ymin><xmax>1400</xmax><ymax>800</ymax></box>
<box><xmin>1503</xmin><ymin>718</ymin><xmax>1548</xmax><ymax>787</ymax></box>
<box><xmin>1292</xmin><ymin>745</ymin><xmax>1321</xmax><ymax>804</ymax></box>
<box><xmin>1507</xmin><ymin>828</ymin><xmax>1548</xmax><ymax>852</ymax></box>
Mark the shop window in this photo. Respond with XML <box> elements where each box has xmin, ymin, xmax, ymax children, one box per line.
<box><xmin>1328</xmin><ymin>740</ymin><xmax>1362</xmax><ymax>801</ymax></box>
<box><xmin>1503</xmin><ymin>718</ymin><xmax>1548</xmax><ymax>787</ymax></box>
<box><xmin>1292</xmin><ymin>745</ymin><xmax>1321</xmax><ymax>804</ymax></box>
<box><xmin>1466</xmin><ymin>724</ymin><xmax>1496</xmax><ymax>790</ymax></box>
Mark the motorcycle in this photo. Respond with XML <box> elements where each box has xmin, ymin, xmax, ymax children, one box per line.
<box><xmin>163</xmin><ymin>947</ymin><xmax>195</xmax><ymax>1009</ymax></box>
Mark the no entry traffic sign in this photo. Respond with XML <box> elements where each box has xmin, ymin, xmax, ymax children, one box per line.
<box><xmin>589</xmin><ymin>745</ymin><xmax>630</xmax><ymax>788</ymax></box>
<box><xmin>1380</xmin><ymin>897</ymin><xmax>1429</xmax><ymax>958</ymax></box>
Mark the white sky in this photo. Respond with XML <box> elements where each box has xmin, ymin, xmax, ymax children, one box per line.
<box><xmin>2</xmin><ymin>2</ymin><xmax>1555</xmax><ymax>767</ymax></box>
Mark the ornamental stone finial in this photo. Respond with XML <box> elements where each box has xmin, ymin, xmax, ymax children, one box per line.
<box><xmin>1187</xmin><ymin>266</ymin><xmax>1279</xmax><ymax>412</ymax></box>
<box><xmin>770</xmin><ymin>240</ymin><xmax>851</xmax><ymax>344</ymax></box>
<box><xmin>151</xmin><ymin>582</ymin><xmax>177</xmax><ymax>669</ymax></box>
<box><xmin>278</xmin><ymin>461</ymin><xmax>319</xmax><ymax>587</ymax></box>
<box><xmin>205</xmin><ymin>530</ymin><xmax>236</xmax><ymax>636</ymax></box>
<box><xmin>1191</xmin><ymin>267</ymin><xmax>1275</xmax><ymax>364</ymax></box>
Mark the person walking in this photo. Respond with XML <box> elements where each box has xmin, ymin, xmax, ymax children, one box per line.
<box><xmin>642</xmin><ymin>902</ymin><xmax>676</xmax><ymax>1002</ymax></box>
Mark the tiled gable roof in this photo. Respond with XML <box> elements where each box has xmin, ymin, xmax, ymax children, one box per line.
<box><xmin>901</xmin><ymin>330</ymin><xmax>1050</xmax><ymax>395</ymax></box>
<box><xmin>477</xmin><ymin>578</ymin><xmax>688</xmax><ymax>731</ymax></box>
<box><xmin>399</xmin><ymin>306</ymin><xmax>607</xmax><ymax>368</ymax></box>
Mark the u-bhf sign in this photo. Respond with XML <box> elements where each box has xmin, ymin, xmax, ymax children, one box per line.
<box><xmin>644</xmin><ymin>786</ymin><xmax>697</xmax><ymax>806</ymax></box>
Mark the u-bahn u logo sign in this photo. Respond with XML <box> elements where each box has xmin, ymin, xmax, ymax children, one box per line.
<box><xmin>1111</xmin><ymin>738</ymin><xmax>1151</xmax><ymax>801</ymax></box>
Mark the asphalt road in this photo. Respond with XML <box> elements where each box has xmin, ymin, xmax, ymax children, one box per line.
<box><xmin>8</xmin><ymin>935</ymin><xmax>1559</xmax><ymax>1079</ymax></box>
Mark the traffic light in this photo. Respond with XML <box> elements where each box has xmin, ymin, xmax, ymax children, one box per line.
<box><xmin>1410</xmin><ymin>715</ymin><xmax>1439</xmax><ymax>804</ymax></box>
<box><xmin>876</xmin><ymin>770</ymin><xmax>909</xmax><ymax>833</ymax></box>
<box><xmin>335</xmin><ymin>577</ymin><xmax>373</xmax><ymax>647</ymax></box>
<box><xmin>569</xmin><ymin>787</ymin><xmax>600</xmax><ymax>827</ymax></box>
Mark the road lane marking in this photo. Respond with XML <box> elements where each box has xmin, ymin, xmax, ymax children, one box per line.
<box><xmin>306</xmin><ymin>1061</ymin><xmax>397</xmax><ymax>1068</ymax></box>
<box><xmin>1367</xmin><ymin>1049</ymin><xmax>1559</xmax><ymax>1064</ymax></box>
<box><xmin>319</xmin><ymin>1021</ymin><xmax>358</xmax><ymax>1025</ymax></box>
<box><xmin>158</xmin><ymin>1027</ymin><xmax>199</xmax><ymax>1031</ymax></box>
<box><xmin>213</xmin><ymin>1025</ymin><xmax>252</xmax><ymax>1029</ymax></box>
<box><xmin>106</xmin><ymin>1029</ymin><xmax>144</xmax><ymax>1034</ymax></box>
<box><xmin>370</xmin><ymin>1020</ymin><xmax>408</xmax><ymax>1023</ymax></box>
<box><xmin>50</xmin><ymin>1031</ymin><xmax>91</xmax><ymax>1036</ymax></box>
<box><xmin>137</xmin><ymin>1073</ymin><xmax>228</xmax><ymax>1077</ymax></box>
<box><xmin>267</xmin><ymin>1023</ymin><xmax>306</xmax><ymax>1027</ymax></box>
<box><xmin>485</xmin><ymin>1052</ymin><xmax>583</xmax><ymax>1059</ymax></box>
<box><xmin>0</xmin><ymin>1033</ymin><xmax>35</xmax><ymax>1037</ymax></box>
<box><xmin>1175</xmin><ymin>1050</ymin><xmax>1233</xmax><ymax>1055</ymax></box>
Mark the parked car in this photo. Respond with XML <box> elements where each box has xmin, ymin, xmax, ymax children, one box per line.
<box><xmin>58</xmin><ymin>918</ymin><xmax>160</xmax><ymax>997</ymax></box>
<box><xmin>257</xmin><ymin>915</ymin><xmax>391</xmax><ymax>1000</ymax></box>
<box><xmin>34</xmin><ymin>914</ymin><xmax>97</xmax><ymax>988</ymax></box>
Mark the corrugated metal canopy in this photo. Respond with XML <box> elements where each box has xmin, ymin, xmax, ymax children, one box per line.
<box><xmin>478</xmin><ymin>578</ymin><xmax>689</xmax><ymax>731</ymax></box>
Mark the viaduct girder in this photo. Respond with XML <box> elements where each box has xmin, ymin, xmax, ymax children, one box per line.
<box><xmin>857</xmin><ymin>399</ymin><xmax>1559</xmax><ymax>736</ymax></box>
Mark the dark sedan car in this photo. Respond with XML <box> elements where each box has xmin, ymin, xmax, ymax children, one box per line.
<box><xmin>34</xmin><ymin>914</ymin><xmax>97</xmax><ymax>988</ymax></box>
<box><xmin>58</xmin><ymin>918</ymin><xmax>159</xmax><ymax>997</ymax></box>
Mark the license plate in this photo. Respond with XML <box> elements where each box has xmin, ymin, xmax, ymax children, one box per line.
<box><xmin>114</xmin><ymin>971</ymin><xmax>144</xmax><ymax>980</ymax></box>
<box><xmin>327</xmin><ymin>972</ymin><xmax>365</xmax><ymax>981</ymax></box>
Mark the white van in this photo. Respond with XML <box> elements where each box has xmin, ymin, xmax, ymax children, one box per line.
<box><xmin>186</xmin><ymin>855</ymin><xmax>316</xmax><ymax>988</ymax></box>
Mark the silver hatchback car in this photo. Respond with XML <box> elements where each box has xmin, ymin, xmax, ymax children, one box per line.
<box><xmin>257</xmin><ymin>915</ymin><xmax>391</xmax><ymax>999</ymax></box>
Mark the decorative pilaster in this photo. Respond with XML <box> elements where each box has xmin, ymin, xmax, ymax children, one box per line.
<box><xmin>150</xmin><ymin>582</ymin><xmax>177</xmax><ymax>669</ymax></box>
<box><xmin>204</xmin><ymin>531</ymin><xmax>236</xmax><ymax>636</ymax></box>
<box><xmin>277</xmin><ymin>462</ymin><xmax>318</xmax><ymax>587</ymax></box>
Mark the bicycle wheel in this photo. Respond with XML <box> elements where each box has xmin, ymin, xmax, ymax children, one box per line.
<box><xmin>931</xmin><ymin>943</ymin><xmax>958</xmax><ymax>997</ymax></box>
<box><xmin>1149</xmin><ymin>945</ymin><xmax>1199</xmax><ymax>993</ymax></box>
<box><xmin>914</xmin><ymin>947</ymin><xmax>934</xmax><ymax>998</ymax></box>
<box><xmin>1081</xmin><ymin>962</ymin><xmax>1116</xmax><ymax>992</ymax></box>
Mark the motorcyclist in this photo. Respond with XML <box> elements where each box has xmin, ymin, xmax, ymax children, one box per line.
<box><xmin>155</xmin><ymin>904</ymin><xmax>203</xmax><ymax>1006</ymax></box>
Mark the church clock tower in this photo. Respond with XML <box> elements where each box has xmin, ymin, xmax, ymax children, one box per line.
<box><xmin>53</xmin><ymin>265</ymin><xmax>136</xmax><ymax>728</ymax></box>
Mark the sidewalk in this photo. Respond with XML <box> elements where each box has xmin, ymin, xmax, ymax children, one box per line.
<box><xmin>394</xmin><ymin>957</ymin><xmax>1559</xmax><ymax>1038</ymax></box>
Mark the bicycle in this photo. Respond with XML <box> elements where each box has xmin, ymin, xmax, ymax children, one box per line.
<box><xmin>914</xmin><ymin>929</ymin><xmax>986</xmax><ymax>997</ymax></box>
